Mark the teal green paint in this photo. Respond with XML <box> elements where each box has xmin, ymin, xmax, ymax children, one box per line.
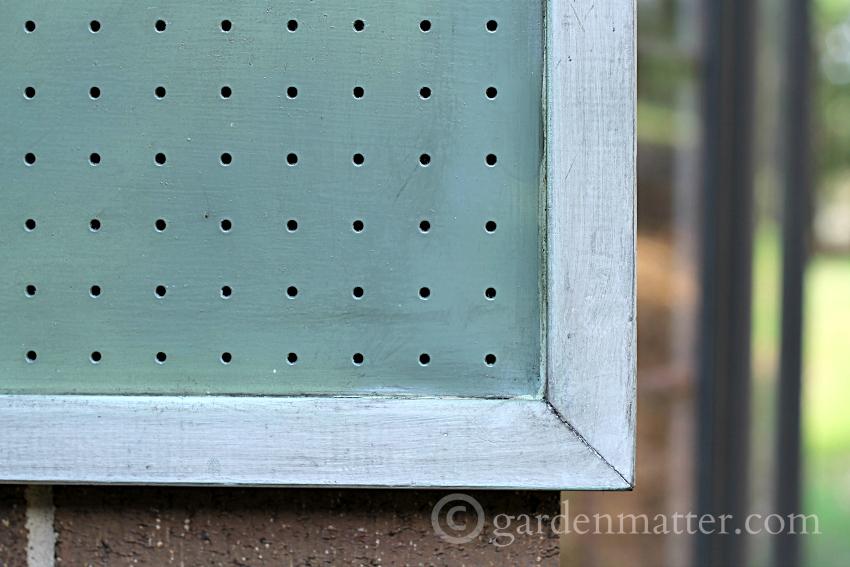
<box><xmin>0</xmin><ymin>2</ymin><xmax>544</xmax><ymax>397</ymax></box>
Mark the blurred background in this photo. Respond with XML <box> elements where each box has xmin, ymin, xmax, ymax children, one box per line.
<box><xmin>561</xmin><ymin>0</ymin><xmax>849</xmax><ymax>566</ymax></box>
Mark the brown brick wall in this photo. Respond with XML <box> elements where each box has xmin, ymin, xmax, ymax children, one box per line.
<box><xmin>53</xmin><ymin>487</ymin><xmax>559</xmax><ymax>566</ymax></box>
<box><xmin>0</xmin><ymin>486</ymin><xmax>26</xmax><ymax>567</ymax></box>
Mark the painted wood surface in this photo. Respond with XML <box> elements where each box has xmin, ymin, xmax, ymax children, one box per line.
<box><xmin>545</xmin><ymin>0</ymin><xmax>637</xmax><ymax>485</ymax></box>
<box><xmin>0</xmin><ymin>1</ymin><xmax>544</xmax><ymax>397</ymax></box>
<box><xmin>0</xmin><ymin>396</ymin><xmax>628</xmax><ymax>489</ymax></box>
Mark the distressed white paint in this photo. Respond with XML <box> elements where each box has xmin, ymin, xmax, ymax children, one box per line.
<box><xmin>545</xmin><ymin>0</ymin><xmax>637</xmax><ymax>485</ymax></box>
<box><xmin>0</xmin><ymin>0</ymin><xmax>635</xmax><ymax>490</ymax></box>
<box><xmin>0</xmin><ymin>396</ymin><xmax>628</xmax><ymax>489</ymax></box>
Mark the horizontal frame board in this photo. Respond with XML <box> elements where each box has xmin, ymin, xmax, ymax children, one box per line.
<box><xmin>0</xmin><ymin>396</ymin><xmax>628</xmax><ymax>489</ymax></box>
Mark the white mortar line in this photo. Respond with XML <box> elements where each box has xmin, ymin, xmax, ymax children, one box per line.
<box><xmin>25</xmin><ymin>486</ymin><xmax>55</xmax><ymax>567</ymax></box>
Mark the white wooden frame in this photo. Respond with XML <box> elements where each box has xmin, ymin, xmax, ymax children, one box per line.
<box><xmin>0</xmin><ymin>0</ymin><xmax>635</xmax><ymax>490</ymax></box>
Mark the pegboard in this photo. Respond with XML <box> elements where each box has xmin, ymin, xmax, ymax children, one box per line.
<box><xmin>0</xmin><ymin>2</ymin><xmax>544</xmax><ymax>397</ymax></box>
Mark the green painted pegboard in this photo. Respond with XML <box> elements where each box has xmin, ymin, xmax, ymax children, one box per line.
<box><xmin>0</xmin><ymin>1</ymin><xmax>544</xmax><ymax>397</ymax></box>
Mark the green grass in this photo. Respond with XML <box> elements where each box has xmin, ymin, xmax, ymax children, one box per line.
<box><xmin>803</xmin><ymin>253</ymin><xmax>850</xmax><ymax>454</ymax></box>
<box><xmin>751</xmin><ymin>226</ymin><xmax>850</xmax><ymax>566</ymax></box>
<box><xmin>802</xmin><ymin>253</ymin><xmax>850</xmax><ymax>566</ymax></box>
<box><xmin>751</xmin><ymin>227</ymin><xmax>850</xmax><ymax>453</ymax></box>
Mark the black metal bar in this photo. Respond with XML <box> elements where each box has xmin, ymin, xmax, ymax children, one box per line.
<box><xmin>774</xmin><ymin>0</ymin><xmax>812</xmax><ymax>564</ymax></box>
<box><xmin>695</xmin><ymin>0</ymin><xmax>757</xmax><ymax>564</ymax></box>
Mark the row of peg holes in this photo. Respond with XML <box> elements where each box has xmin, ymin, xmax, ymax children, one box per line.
<box><xmin>23</xmin><ymin>284</ymin><xmax>498</xmax><ymax>301</ymax></box>
<box><xmin>22</xmin><ymin>350</ymin><xmax>498</xmax><ymax>367</ymax></box>
<box><xmin>24</xmin><ymin>218</ymin><xmax>499</xmax><ymax>234</ymax></box>
<box><xmin>23</xmin><ymin>85</ymin><xmax>497</xmax><ymax>101</ymax></box>
<box><xmin>19</xmin><ymin>152</ymin><xmax>499</xmax><ymax>168</ymax></box>
<box><xmin>23</xmin><ymin>18</ymin><xmax>499</xmax><ymax>34</ymax></box>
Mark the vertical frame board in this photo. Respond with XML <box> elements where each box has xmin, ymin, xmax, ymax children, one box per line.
<box><xmin>0</xmin><ymin>0</ymin><xmax>635</xmax><ymax>489</ymax></box>
<box><xmin>545</xmin><ymin>0</ymin><xmax>637</xmax><ymax>485</ymax></box>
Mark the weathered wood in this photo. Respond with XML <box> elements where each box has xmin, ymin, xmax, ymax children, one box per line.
<box><xmin>545</xmin><ymin>0</ymin><xmax>637</xmax><ymax>486</ymax></box>
<box><xmin>0</xmin><ymin>396</ymin><xmax>628</xmax><ymax>489</ymax></box>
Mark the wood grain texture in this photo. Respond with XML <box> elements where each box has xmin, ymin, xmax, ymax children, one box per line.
<box><xmin>0</xmin><ymin>396</ymin><xmax>628</xmax><ymax>489</ymax></box>
<box><xmin>545</xmin><ymin>0</ymin><xmax>637</xmax><ymax>485</ymax></box>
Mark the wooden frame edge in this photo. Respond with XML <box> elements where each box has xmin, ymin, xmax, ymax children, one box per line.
<box><xmin>0</xmin><ymin>395</ymin><xmax>630</xmax><ymax>490</ymax></box>
<box><xmin>545</xmin><ymin>0</ymin><xmax>637</xmax><ymax>486</ymax></box>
